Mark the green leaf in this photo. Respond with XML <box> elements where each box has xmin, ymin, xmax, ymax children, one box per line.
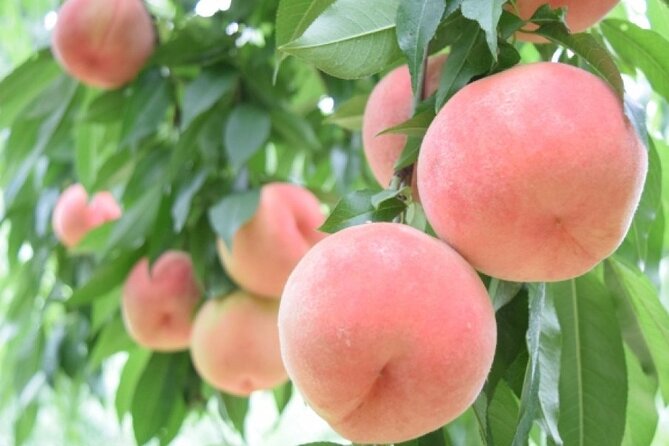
<box><xmin>103</xmin><ymin>187</ymin><xmax>163</xmax><ymax>256</ymax></box>
<box><xmin>511</xmin><ymin>284</ymin><xmax>545</xmax><ymax>446</ymax></box>
<box><xmin>0</xmin><ymin>49</ymin><xmax>61</xmax><ymax>127</ymax></box>
<box><xmin>397</xmin><ymin>427</ymin><xmax>450</xmax><ymax>446</ymax></box>
<box><xmin>116</xmin><ymin>348</ymin><xmax>152</xmax><ymax>419</ymax></box>
<box><xmin>279</xmin><ymin>0</ymin><xmax>403</xmax><ymax>79</ymax></box>
<box><xmin>224</xmin><ymin>104</ymin><xmax>272</xmax><ymax>168</ymax></box>
<box><xmin>622</xmin><ymin>346</ymin><xmax>659</xmax><ymax>446</ymax></box>
<box><xmin>319</xmin><ymin>189</ymin><xmax>407</xmax><ymax>233</ymax></box>
<box><xmin>487</xmin><ymin>278</ymin><xmax>522</xmax><ymax>311</ymax></box>
<box><xmin>172</xmin><ymin>171</ymin><xmax>207</xmax><ymax>233</ymax></box>
<box><xmin>531</xmin><ymin>10</ymin><xmax>623</xmax><ymax>100</ymax></box>
<box><xmin>618</xmin><ymin>139</ymin><xmax>663</xmax><ymax>283</ymax></box>
<box><xmin>394</xmin><ymin>136</ymin><xmax>423</xmax><ymax>170</ymax></box>
<box><xmin>551</xmin><ymin>275</ymin><xmax>627</xmax><ymax>446</ymax></box>
<box><xmin>131</xmin><ymin>353</ymin><xmax>189</xmax><ymax>445</ymax></box>
<box><xmin>181</xmin><ymin>70</ymin><xmax>237</xmax><ymax>129</ymax></box>
<box><xmin>647</xmin><ymin>0</ymin><xmax>669</xmax><ymax>40</ymax></box>
<box><xmin>270</xmin><ymin>108</ymin><xmax>321</xmax><ymax>151</ymax></box>
<box><xmin>488</xmin><ymin>380</ymin><xmax>520</xmax><ymax>446</ymax></box>
<box><xmin>208</xmin><ymin>190</ymin><xmax>261</xmax><ymax>247</ymax></box>
<box><xmin>67</xmin><ymin>250</ymin><xmax>142</xmax><ymax>308</ymax></box>
<box><xmin>324</xmin><ymin>94</ymin><xmax>368</xmax><ymax>130</ymax></box>
<box><xmin>88</xmin><ymin>315</ymin><xmax>134</xmax><ymax>369</ymax></box>
<box><xmin>273</xmin><ymin>381</ymin><xmax>293</xmax><ymax>414</ymax></box>
<box><xmin>379</xmin><ymin>109</ymin><xmax>435</xmax><ymax>137</ymax></box>
<box><xmin>601</xmin><ymin>19</ymin><xmax>669</xmax><ymax>102</ymax></box>
<box><xmin>217</xmin><ymin>392</ymin><xmax>249</xmax><ymax>434</ymax></box>
<box><xmin>276</xmin><ymin>0</ymin><xmax>336</xmax><ymax>47</ymax></box>
<box><xmin>82</xmin><ymin>90</ymin><xmax>128</xmax><ymax>123</ymax></box>
<box><xmin>396</xmin><ymin>0</ymin><xmax>446</xmax><ymax>95</ymax></box>
<box><xmin>119</xmin><ymin>70</ymin><xmax>171</xmax><ymax>148</ymax></box>
<box><xmin>604</xmin><ymin>258</ymin><xmax>669</xmax><ymax>400</ymax></box>
<box><xmin>460</xmin><ymin>0</ymin><xmax>505</xmax><ymax>56</ymax></box>
<box><xmin>536</xmin><ymin>284</ymin><xmax>562</xmax><ymax>445</ymax></box>
<box><xmin>435</xmin><ymin>22</ymin><xmax>492</xmax><ymax>109</ymax></box>
<box><xmin>14</xmin><ymin>401</ymin><xmax>38</xmax><ymax>445</ymax></box>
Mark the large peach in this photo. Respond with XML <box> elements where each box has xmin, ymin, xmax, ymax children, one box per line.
<box><xmin>52</xmin><ymin>0</ymin><xmax>155</xmax><ymax>89</ymax></box>
<box><xmin>190</xmin><ymin>291</ymin><xmax>287</xmax><ymax>396</ymax></box>
<box><xmin>216</xmin><ymin>183</ymin><xmax>325</xmax><ymax>298</ymax></box>
<box><xmin>52</xmin><ymin>183</ymin><xmax>122</xmax><ymax>248</ymax></box>
<box><xmin>362</xmin><ymin>54</ymin><xmax>447</xmax><ymax>188</ymax></box>
<box><xmin>279</xmin><ymin>222</ymin><xmax>496</xmax><ymax>444</ymax></box>
<box><xmin>418</xmin><ymin>62</ymin><xmax>647</xmax><ymax>282</ymax></box>
<box><xmin>122</xmin><ymin>251</ymin><xmax>201</xmax><ymax>351</ymax></box>
<box><xmin>511</xmin><ymin>0</ymin><xmax>619</xmax><ymax>42</ymax></box>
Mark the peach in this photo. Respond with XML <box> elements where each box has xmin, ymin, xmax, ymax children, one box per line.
<box><xmin>511</xmin><ymin>0</ymin><xmax>619</xmax><ymax>42</ymax></box>
<box><xmin>52</xmin><ymin>0</ymin><xmax>155</xmax><ymax>89</ymax></box>
<box><xmin>362</xmin><ymin>54</ymin><xmax>447</xmax><ymax>188</ymax></box>
<box><xmin>190</xmin><ymin>291</ymin><xmax>288</xmax><ymax>396</ymax></box>
<box><xmin>122</xmin><ymin>251</ymin><xmax>202</xmax><ymax>351</ymax></box>
<box><xmin>52</xmin><ymin>183</ymin><xmax>122</xmax><ymax>248</ymax></box>
<box><xmin>417</xmin><ymin>62</ymin><xmax>647</xmax><ymax>282</ymax></box>
<box><xmin>216</xmin><ymin>183</ymin><xmax>325</xmax><ymax>298</ymax></box>
<box><xmin>279</xmin><ymin>222</ymin><xmax>496</xmax><ymax>444</ymax></box>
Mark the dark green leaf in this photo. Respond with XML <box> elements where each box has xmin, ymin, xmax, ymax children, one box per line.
<box><xmin>181</xmin><ymin>70</ymin><xmax>237</xmax><ymax>129</ymax></box>
<box><xmin>119</xmin><ymin>71</ymin><xmax>171</xmax><ymax>148</ymax></box>
<box><xmin>88</xmin><ymin>315</ymin><xmax>134</xmax><ymax>369</ymax></box>
<box><xmin>320</xmin><ymin>189</ymin><xmax>407</xmax><ymax>233</ymax></box>
<box><xmin>116</xmin><ymin>348</ymin><xmax>152</xmax><ymax>419</ymax></box>
<box><xmin>379</xmin><ymin>109</ymin><xmax>435</xmax><ymax>137</ymax></box>
<box><xmin>208</xmin><ymin>190</ymin><xmax>261</xmax><ymax>247</ymax></box>
<box><xmin>551</xmin><ymin>274</ymin><xmax>627</xmax><ymax>446</ymax></box>
<box><xmin>67</xmin><ymin>250</ymin><xmax>143</xmax><ymax>308</ymax></box>
<box><xmin>488</xmin><ymin>380</ymin><xmax>520</xmax><ymax>446</ymax></box>
<box><xmin>435</xmin><ymin>22</ymin><xmax>492</xmax><ymax>110</ymax></box>
<box><xmin>394</xmin><ymin>136</ymin><xmax>423</xmax><ymax>170</ymax></box>
<box><xmin>82</xmin><ymin>90</ymin><xmax>128</xmax><ymax>123</ymax></box>
<box><xmin>131</xmin><ymin>353</ymin><xmax>189</xmax><ymax>445</ymax></box>
<box><xmin>396</xmin><ymin>0</ymin><xmax>446</xmax><ymax>95</ymax></box>
<box><xmin>460</xmin><ymin>0</ymin><xmax>505</xmax><ymax>56</ymax></box>
<box><xmin>279</xmin><ymin>0</ymin><xmax>403</xmax><ymax>79</ymax></box>
<box><xmin>225</xmin><ymin>104</ymin><xmax>272</xmax><ymax>168</ymax></box>
<box><xmin>172</xmin><ymin>171</ymin><xmax>207</xmax><ymax>233</ymax></box>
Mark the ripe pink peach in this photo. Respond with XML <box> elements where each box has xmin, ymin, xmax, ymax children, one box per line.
<box><xmin>279</xmin><ymin>222</ymin><xmax>496</xmax><ymax>444</ymax></box>
<box><xmin>216</xmin><ymin>183</ymin><xmax>325</xmax><ymax>298</ymax></box>
<box><xmin>190</xmin><ymin>291</ymin><xmax>288</xmax><ymax>396</ymax></box>
<box><xmin>362</xmin><ymin>54</ymin><xmax>447</xmax><ymax>188</ymax></box>
<box><xmin>52</xmin><ymin>184</ymin><xmax>121</xmax><ymax>248</ymax></box>
<box><xmin>418</xmin><ymin>62</ymin><xmax>647</xmax><ymax>282</ymax></box>
<box><xmin>52</xmin><ymin>0</ymin><xmax>155</xmax><ymax>89</ymax></box>
<box><xmin>122</xmin><ymin>251</ymin><xmax>201</xmax><ymax>351</ymax></box>
<box><xmin>512</xmin><ymin>0</ymin><xmax>618</xmax><ymax>42</ymax></box>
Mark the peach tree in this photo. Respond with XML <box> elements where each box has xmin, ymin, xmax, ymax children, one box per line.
<box><xmin>0</xmin><ymin>0</ymin><xmax>668</xmax><ymax>445</ymax></box>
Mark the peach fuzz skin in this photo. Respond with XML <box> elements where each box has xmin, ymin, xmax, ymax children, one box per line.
<box><xmin>511</xmin><ymin>0</ymin><xmax>618</xmax><ymax>42</ymax></box>
<box><xmin>417</xmin><ymin>62</ymin><xmax>647</xmax><ymax>282</ymax></box>
<box><xmin>216</xmin><ymin>183</ymin><xmax>325</xmax><ymax>298</ymax></box>
<box><xmin>362</xmin><ymin>54</ymin><xmax>447</xmax><ymax>189</ymax></box>
<box><xmin>122</xmin><ymin>251</ymin><xmax>202</xmax><ymax>351</ymax></box>
<box><xmin>52</xmin><ymin>0</ymin><xmax>155</xmax><ymax>89</ymax></box>
<box><xmin>190</xmin><ymin>291</ymin><xmax>287</xmax><ymax>396</ymax></box>
<box><xmin>52</xmin><ymin>183</ymin><xmax>121</xmax><ymax>248</ymax></box>
<box><xmin>279</xmin><ymin>223</ymin><xmax>496</xmax><ymax>444</ymax></box>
